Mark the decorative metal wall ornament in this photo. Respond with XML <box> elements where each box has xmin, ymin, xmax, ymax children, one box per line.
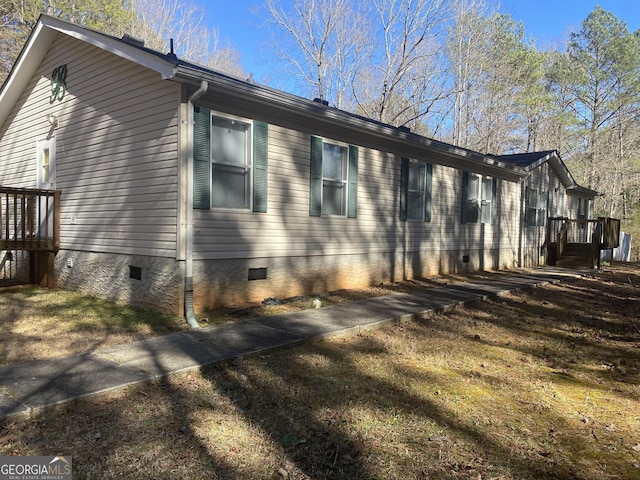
<box><xmin>50</xmin><ymin>64</ymin><xmax>67</xmax><ymax>103</ymax></box>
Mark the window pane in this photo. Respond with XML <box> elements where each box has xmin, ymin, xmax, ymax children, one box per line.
<box><xmin>322</xmin><ymin>143</ymin><xmax>346</xmax><ymax>180</ymax></box>
<box><xmin>407</xmin><ymin>191</ymin><xmax>424</xmax><ymax>220</ymax></box>
<box><xmin>42</xmin><ymin>148</ymin><xmax>50</xmax><ymax>183</ymax></box>
<box><xmin>212</xmin><ymin>164</ymin><xmax>248</xmax><ymax>208</ymax></box>
<box><xmin>323</xmin><ymin>181</ymin><xmax>345</xmax><ymax>216</ymax></box>
<box><xmin>482</xmin><ymin>176</ymin><xmax>493</xmax><ymax>201</ymax></box>
<box><xmin>480</xmin><ymin>200</ymin><xmax>492</xmax><ymax>223</ymax></box>
<box><xmin>468</xmin><ymin>174</ymin><xmax>480</xmax><ymax>200</ymax></box>
<box><xmin>407</xmin><ymin>162</ymin><xmax>426</xmax><ymax>220</ymax></box>
<box><xmin>408</xmin><ymin>163</ymin><xmax>425</xmax><ymax>191</ymax></box>
<box><xmin>212</xmin><ymin>117</ymin><xmax>250</xmax><ymax>166</ymax></box>
<box><xmin>466</xmin><ymin>199</ymin><xmax>480</xmax><ymax>223</ymax></box>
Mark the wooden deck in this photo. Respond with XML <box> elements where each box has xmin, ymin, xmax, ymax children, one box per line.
<box><xmin>1</xmin><ymin>186</ymin><xmax>60</xmax><ymax>252</ymax></box>
<box><xmin>1</xmin><ymin>186</ymin><xmax>61</xmax><ymax>287</ymax></box>
<box><xmin>546</xmin><ymin>217</ymin><xmax>620</xmax><ymax>268</ymax></box>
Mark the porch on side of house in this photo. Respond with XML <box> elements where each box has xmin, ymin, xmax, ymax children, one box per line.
<box><xmin>0</xmin><ymin>186</ymin><xmax>61</xmax><ymax>287</ymax></box>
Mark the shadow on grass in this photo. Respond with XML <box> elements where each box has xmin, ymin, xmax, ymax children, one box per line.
<box><xmin>2</xmin><ymin>268</ymin><xmax>639</xmax><ymax>479</ymax></box>
<box><xmin>0</xmin><ymin>287</ymin><xmax>185</xmax><ymax>366</ymax></box>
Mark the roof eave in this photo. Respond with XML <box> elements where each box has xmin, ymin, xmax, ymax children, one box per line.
<box><xmin>174</xmin><ymin>66</ymin><xmax>526</xmax><ymax>181</ymax></box>
<box><xmin>38</xmin><ymin>15</ymin><xmax>176</xmax><ymax>79</ymax></box>
<box><xmin>545</xmin><ymin>151</ymin><xmax>577</xmax><ymax>188</ymax></box>
<box><xmin>567</xmin><ymin>185</ymin><xmax>599</xmax><ymax>198</ymax></box>
<box><xmin>0</xmin><ymin>15</ymin><xmax>176</xmax><ymax>127</ymax></box>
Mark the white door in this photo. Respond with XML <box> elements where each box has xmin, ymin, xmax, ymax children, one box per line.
<box><xmin>37</xmin><ymin>138</ymin><xmax>56</xmax><ymax>190</ymax></box>
<box><xmin>36</xmin><ymin>138</ymin><xmax>56</xmax><ymax>238</ymax></box>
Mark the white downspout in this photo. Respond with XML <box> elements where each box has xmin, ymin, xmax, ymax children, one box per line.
<box><xmin>184</xmin><ymin>80</ymin><xmax>208</xmax><ymax>329</ymax></box>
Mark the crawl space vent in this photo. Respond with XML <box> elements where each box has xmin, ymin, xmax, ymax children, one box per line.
<box><xmin>129</xmin><ymin>265</ymin><xmax>142</xmax><ymax>280</ymax></box>
<box><xmin>248</xmin><ymin>268</ymin><xmax>267</xmax><ymax>281</ymax></box>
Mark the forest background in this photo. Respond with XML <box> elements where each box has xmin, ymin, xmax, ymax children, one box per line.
<box><xmin>2</xmin><ymin>0</ymin><xmax>639</xmax><ymax>257</ymax></box>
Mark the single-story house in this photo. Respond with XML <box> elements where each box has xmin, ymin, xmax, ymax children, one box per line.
<box><xmin>0</xmin><ymin>15</ymin><xmax>603</xmax><ymax>320</ymax></box>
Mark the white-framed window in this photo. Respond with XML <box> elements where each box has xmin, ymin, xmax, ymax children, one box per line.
<box><xmin>211</xmin><ymin>114</ymin><xmax>252</xmax><ymax>209</ymax></box>
<box><xmin>309</xmin><ymin>136</ymin><xmax>358</xmax><ymax>218</ymax></box>
<box><xmin>462</xmin><ymin>172</ymin><xmax>496</xmax><ymax>224</ymax></box>
<box><xmin>525</xmin><ymin>188</ymin><xmax>547</xmax><ymax>226</ymax></box>
<box><xmin>400</xmin><ymin>158</ymin><xmax>432</xmax><ymax>222</ymax></box>
<box><xmin>321</xmin><ymin>142</ymin><xmax>348</xmax><ymax>216</ymax></box>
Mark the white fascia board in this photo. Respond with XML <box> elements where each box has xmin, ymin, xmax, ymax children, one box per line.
<box><xmin>0</xmin><ymin>22</ymin><xmax>57</xmax><ymax>127</ymax></box>
<box><xmin>0</xmin><ymin>16</ymin><xmax>176</xmax><ymax>128</ymax></box>
<box><xmin>567</xmin><ymin>185</ymin><xmax>599</xmax><ymax>198</ymax></box>
<box><xmin>39</xmin><ymin>16</ymin><xmax>176</xmax><ymax>79</ymax></box>
<box><xmin>175</xmin><ymin>66</ymin><xmax>527</xmax><ymax>181</ymax></box>
<box><xmin>546</xmin><ymin>152</ymin><xmax>577</xmax><ymax>188</ymax></box>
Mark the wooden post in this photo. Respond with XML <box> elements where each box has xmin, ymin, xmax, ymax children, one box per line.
<box><xmin>47</xmin><ymin>251</ymin><xmax>56</xmax><ymax>288</ymax></box>
<box><xmin>54</xmin><ymin>190</ymin><xmax>61</xmax><ymax>250</ymax></box>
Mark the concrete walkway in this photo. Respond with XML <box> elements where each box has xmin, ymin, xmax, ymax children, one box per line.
<box><xmin>0</xmin><ymin>267</ymin><xmax>587</xmax><ymax>421</ymax></box>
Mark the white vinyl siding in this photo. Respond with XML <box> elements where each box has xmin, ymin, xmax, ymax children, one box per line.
<box><xmin>193</xmin><ymin>124</ymin><xmax>521</xmax><ymax>269</ymax></box>
<box><xmin>0</xmin><ymin>34</ymin><xmax>180</xmax><ymax>257</ymax></box>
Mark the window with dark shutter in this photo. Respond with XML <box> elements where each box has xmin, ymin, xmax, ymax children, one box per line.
<box><xmin>192</xmin><ymin>108</ymin><xmax>268</xmax><ymax>212</ymax></box>
<box><xmin>401</xmin><ymin>158</ymin><xmax>432</xmax><ymax>222</ymax></box>
<box><xmin>309</xmin><ymin>136</ymin><xmax>359</xmax><ymax>218</ymax></box>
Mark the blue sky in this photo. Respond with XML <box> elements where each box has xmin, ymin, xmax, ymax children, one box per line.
<box><xmin>202</xmin><ymin>0</ymin><xmax>639</xmax><ymax>82</ymax></box>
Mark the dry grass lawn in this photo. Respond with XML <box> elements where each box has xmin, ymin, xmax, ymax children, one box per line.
<box><xmin>1</xmin><ymin>264</ymin><xmax>639</xmax><ymax>479</ymax></box>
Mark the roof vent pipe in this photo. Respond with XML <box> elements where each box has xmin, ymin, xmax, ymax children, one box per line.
<box><xmin>313</xmin><ymin>97</ymin><xmax>329</xmax><ymax>106</ymax></box>
<box><xmin>167</xmin><ymin>38</ymin><xmax>178</xmax><ymax>61</ymax></box>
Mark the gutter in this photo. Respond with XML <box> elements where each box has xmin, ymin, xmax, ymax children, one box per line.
<box><xmin>172</xmin><ymin>66</ymin><xmax>527</xmax><ymax>183</ymax></box>
<box><xmin>184</xmin><ymin>80</ymin><xmax>208</xmax><ymax>329</ymax></box>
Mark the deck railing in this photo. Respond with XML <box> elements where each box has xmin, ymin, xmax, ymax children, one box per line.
<box><xmin>547</xmin><ymin>217</ymin><xmax>620</xmax><ymax>248</ymax></box>
<box><xmin>547</xmin><ymin>216</ymin><xmax>621</xmax><ymax>268</ymax></box>
<box><xmin>0</xmin><ymin>186</ymin><xmax>61</xmax><ymax>252</ymax></box>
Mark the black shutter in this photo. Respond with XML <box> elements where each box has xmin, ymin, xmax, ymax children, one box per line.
<box><xmin>424</xmin><ymin>163</ymin><xmax>433</xmax><ymax>223</ymax></box>
<box><xmin>400</xmin><ymin>157</ymin><xmax>409</xmax><ymax>221</ymax></box>
<box><xmin>193</xmin><ymin>106</ymin><xmax>211</xmax><ymax>209</ymax></box>
<box><xmin>491</xmin><ymin>177</ymin><xmax>498</xmax><ymax>224</ymax></box>
<box><xmin>461</xmin><ymin>171</ymin><xmax>469</xmax><ymax>224</ymax></box>
<box><xmin>309</xmin><ymin>136</ymin><xmax>323</xmax><ymax>217</ymax></box>
<box><xmin>347</xmin><ymin>145</ymin><xmax>358</xmax><ymax>218</ymax></box>
<box><xmin>253</xmin><ymin>121</ymin><xmax>268</xmax><ymax>213</ymax></box>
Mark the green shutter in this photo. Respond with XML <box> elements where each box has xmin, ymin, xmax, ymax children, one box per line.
<box><xmin>253</xmin><ymin>121</ymin><xmax>268</xmax><ymax>213</ymax></box>
<box><xmin>491</xmin><ymin>178</ymin><xmax>498</xmax><ymax>224</ymax></box>
<box><xmin>400</xmin><ymin>157</ymin><xmax>409</xmax><ymax>221</ymax></box>
<box><xmin>461</xmin><ymin>171</ymin><xmax>469</xmax><ymax>224</ymax></box>
<box><xmin>524</xmin><ymin>186</ymin><xmax>530</xmax><ymax>226</ymax></box>
<box><xmin>193</xmin><ymin>106</ymin><xmax>211</xmax><ymax>209</ymax></box>
<box><xmin>424</xmin><ymin>163</ymin><xmax>433</xmax><ymax>223</ymax></box>
<box><xmin>309</xmin><ymin>136</ymin><xmax>323</xmax><ymax>217</ymax></box>
<box><xmin>347</xmin><ymin>145</ymin><xmax>359</xmax><ymax>218</ymax></box>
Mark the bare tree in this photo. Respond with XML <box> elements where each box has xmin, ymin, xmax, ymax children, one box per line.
<box><xmin>1</xmin><ymin>0</ymin><xmax>133</xmax><ymax>84</ymax></box>
<box><xmin>130</xmin><ymin>0</ymin><xmax>246</xmax><ymax>76</ymax></box>
<box><xmin>445</xmin><ymin>0</ymin><xmax>493</xmax><ymax>148</ymax></box>
<box><xmin>263</xmin><ymin>0</ymin><xmax>367</xmax><ymax>108</ymax></box>
<box><xmin>352</xmin><ymin>0</ymin><xmax>451</xmax><ymax>129</ymax></box>
<box><xmin>0</xmin><ymin>0</ymin><xmax>245</xmax><ymax>85</ymax></box>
